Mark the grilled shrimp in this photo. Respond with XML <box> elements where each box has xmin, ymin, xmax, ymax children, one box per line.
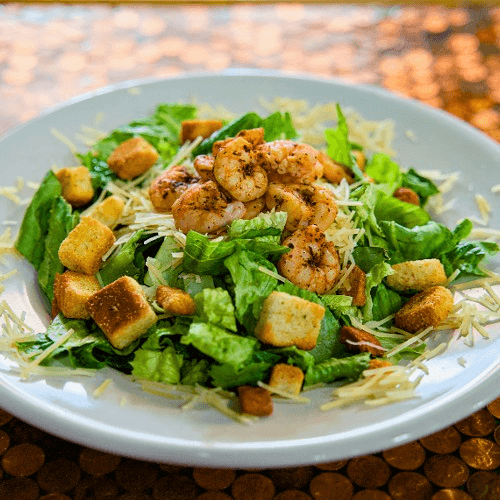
<box><xmin>171</xmin><ymin>180</ymin><xmax>245</xmax><ymax>234</ymax></box>
<box><xmin>213</xmin><ymin>136</ymin><xmax>268</xmax><ymax>202</ymax></box>
<box><xmin>242</xmin><ymin>196</ymin><xmax>266</xmax><ymax>220</ymax></box>
<box><xmin>265</xmin><ymin>182</ymin><xmax>338</xmax><ymax>232</ymax></box>
<box><xmin>278</xmin><ymin>225</ymin><xmax>340</xmax><ymax>294</ymax></box>
<box><xmin>319</xmin><ymin>151</ymin><xmax>354</xmax><ymax>185</ymax></box>
<box><xmin>256</xmin><ymin>140</ymin><xmax>323</xmax><ymax>184</ymax></box>
<box><xmin>149</xmin><ymin>165</ymin><xmax>200</xmax><ymax>213</ymax></box>
<box><xmin>212</xmin><ymin>128</ymin><xmax>265</xmax><ymax>156</ymax></box>
<box><xmin>193</xmin><ymin>154</ymin><xmax>215</xmax><ymax>182</ymax></box>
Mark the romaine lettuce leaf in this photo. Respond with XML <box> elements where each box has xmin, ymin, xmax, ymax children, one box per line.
<box><xmin>227</xmin><ymin>211</ymin><xmax>287</xmax><ymax>240</ymax></box>
<box><xmin>181</xmin><ymin>322</ymin><xmax>258</xmax><ymax>366</ymax></box>
<box><xmin>15</xmin><ymin>171</ymin><xmax>63</xmax><ymax>270</ymax></box>
<box><xmin>325</xmin><ymin>104</ymin><xmax>353</xmax><ymax>168</ymax></box>
<box><xmin>401</xmin><ymin>168</ymin><xmax>439</xmax><ymax>206</ymax></box>
<box><xmin>374</xmin><ymin>191</ymin><xmax>431</xmax><ymax>228</ymax></box>
<box><xmin>365</xmin><ymin>153</ymin><xmax>402</xmax><ymax>196</ymax></box>
<box><xmin>131</xmin><ymin>346</ymin><xmax>183</xmax><ymax>384</ymax></box>
<box><xmin>98</xmin><ymin>230</ymin><xmax>145</xmax><ymax>286</ymax></box>
<box><xmin>304</xmin><ymin>352</ymin><xmax>370</xmax><ymax>386</ymax></box>
<box><xmin>210</xmin><ymin>361</ymin><xmax>271</xmax><ymax>389</ymax></box>
<box><xmin>181</xmin><ymin>359</ymin><xmax>209</xmax><ymax>386</ymax></box>
<box><xmin>37</xmin><ymin>196</ymin><xmax>79</xmax><ymax>302</ymax></box>
<box><xmin>194</xmin><ymin>287</ymin><xmax>237</xmax><ymax>332</ymax></box>
<box><xmin>362</xmin><ymin>262</ymin><xmax>395</xmax><ymax>322</ymax></box>
<box><xmin>224</xmin><ymin>248</ymin><xmax>279</xmax><ymax>331</ymax></box>
<box><xmin>182</xmin><ymin>231</ymin><xmax>236</xmax><ymax>276</ymax></box>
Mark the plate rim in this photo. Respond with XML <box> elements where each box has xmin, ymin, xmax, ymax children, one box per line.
<box><xmin>0</xmin><ymin>68</ymin><xmax>499</xmax><ymax>467</ymax></box>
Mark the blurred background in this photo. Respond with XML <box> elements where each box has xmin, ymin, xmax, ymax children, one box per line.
<box><xmin>1</xmin><ymin>3</ymin><xmax>500</xmax><ymax>142</ymax></box>
<box><xmin>0</xmin><ymin>2</ymin><xmax>500</xmax><ymax>500</ymax></box>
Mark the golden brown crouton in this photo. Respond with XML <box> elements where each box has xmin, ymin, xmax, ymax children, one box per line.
<box><xmin>87</xmin><ymin>195</ymin><xmax>125</xmax><ymax>229</ymax></box>
<box><xmin>149</xmin><ymin>165</ymin><xmax>200</xmax><ymax>213</ymax></box>
<box><xmin>393</xmin><ymin>187</ymin><xmax>420</xmax><ymax>206</ymax></box>
<box><xmin>339</xmin><ymin>265</ymin><xmax>367</xmax><ymax>306</ymax></box>
<box><xmin>237</xmin><ymin>386</ymin><xmax>273</xmax><ymax>417</ymax></box>
<box><xmin>180</xmin><ymin>119</ymin><xmax>223</xmax><ymax>144</ymax></box>
<box><xmin>86</xmin><ymin>276</ymin><xmax>157</xmax><ymax>349</ymax></box>
<box><xmin>320</xmin><ymin>153</ymin><xmax>354</xmax><ymax>185</ymax></box>
<box><xmin>56</xmin><ymin>166</ymin><xmax>94</xmax><ymax>208</ymax></box>
<box><xmin>339</xmin><ymin>325</ymin><xmax>385</xmax><ymax>357</ymax></box>
<box><xmin>155</xmin><ymin>285</ymin><xmax>196</xmax><ymax>316</ymax></box>
<box><xmin>268</xmin><ymin>364</ymin><xmax>304</xmax><ymax>396</ymax></box>
<box><xmin>254</xmin><ymin>291</ymin><xmax>325</xmax><ymax>351</ymax></box>
<box><xmin>193</xmin><ymin>154</ymin><xmax>215</xmax><ymax>182</ymax></box>
<box><xmin>58</xmin><ymin>216</ymin><xmax>115</xmax><ymax>275</ymax></box>
<box><xmin>54</xmin><ymin>271</ymin><xmax>101</xmax><ymax>319</ymax></box>
<box><xmin>107</xmin><ymin>137</ymin><xmax>159</xmax><ymax>180</ymax></box>
<box><xmin>386</xmin><ymin>259</ymin><xmax>447</xmax><ymax>292</ymax></box>
<box><xmin>394</xmin><ymin>285</ymin><xmax>454</xmax><ymax>333</ymax></box>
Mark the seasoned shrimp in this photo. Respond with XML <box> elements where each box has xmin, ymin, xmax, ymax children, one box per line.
<box><xmin>213</xmin><ymin>136</ymin><xmax>268</xmax><ymax>202</ymax></box>
<box><xmin>193</xmin><ymin>154</ymin><xmax>215</xmax><ymax>182</ymax></box>
<box><xmin>319</xmin><ymin>151</ymin><xmax>354</xmax><ymax>185</ymax></box>
<box><xmin>171</xmin><ymin>180</ymin><xmax>245</xmax><ymax>234</ymax></box>
<box><xmin>266</xmin><ymin>182</ymin><xmax>338</xmax><ymax>232</ymax></box>
<box><xmin>278</xmin><ymin>225</ymin><xmax>340</xmax><ymax>294</ymax></box>
<box><xmin>212</xmin><ymin>128</ymin><xmax>265</xmax><ymax>156</ymax></box>
<box><xmin>149</xmin><ymin>165</ymin><xmax>200</xmax><ymax>213</ymax></box>
<box><xmin>256</xmin><ymin>140</ymin><xmax>323</xmax><ymax>184</ymax></box>
<box><xmin>242</xmin><ymin>196</ymin><xmax>266</xmax><ymax>220</ymax></box>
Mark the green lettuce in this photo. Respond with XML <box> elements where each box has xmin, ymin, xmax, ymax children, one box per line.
<box><xmin>37</xmin><ymin>196</ymin><xmax>79</xmax><ymax>302</ymax></box>
<box><xmin>304</xmin><ymin>352</ymin><xmax>371</xmax><ymax>386</ymax></box>
<box><xmin>15</xmin><ymin>171</ymin><xmax>63</xmax><ymax>270</ymax></box>
<box><xmin>194</xmin><ymin>288</ymin><xmax>237</xmax><ymax>332</ymax></box>
<box><xmin>181</xmin><ymin>322</ymin><xmax>258</xmax><ymax>366</ymax></box>
<box><xmin>131</xmin><ymin>346</ymin><xmax>183</xmax><ymax>384</ymax></box>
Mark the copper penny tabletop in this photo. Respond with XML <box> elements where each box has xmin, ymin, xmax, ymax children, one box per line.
<box><xmin>0</xmin><ymin>3</ymin><xmax>500</xmax><ymax>500</ymax></box>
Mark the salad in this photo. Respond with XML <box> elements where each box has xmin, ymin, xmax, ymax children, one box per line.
<box><xmin>10</xmin><ymin>100</ymin><xmax>500</xmax><ymax>421</ymax></box>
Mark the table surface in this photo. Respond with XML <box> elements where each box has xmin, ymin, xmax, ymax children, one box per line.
<box><xmin>0</xmin><ymin>3</ymin><xmax>500</xmax><ymax>500</ymax></box>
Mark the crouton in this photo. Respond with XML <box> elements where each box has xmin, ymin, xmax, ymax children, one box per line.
<box><xmin>87</xmin><ymin>195</ymin><xmax>125</xmax><ymax>229</ymax></box>
<box><xmin>155</xmin><ymin>285</ymin><xmax>196</xmax><ymax>316</ymax></box>
<box><xmin>339</xmin><ymin>325</ymin><xmax>385</xmax><ymax>357</ymax></box>
<box><xmin>394</xmin><ymin>285</ymin><xmax>454</xmax><ymax>333</ymax></box>
<box><xmin>268</xmin><ymin>364</ymin><xmax>304</xmax><ymax>396</ymax></box>
<box><xmin>193</xmin><ymin>154</ymin><xmax>215</xmax><ymax>182</ymax></box>
<box><xmin>339</xmin><ymin>265</ymin><xmax>367</xmax><ymax>306</ymax></box>
<box><xmin>393</xmin><ymin>187</ymin><xmax>420</xmax><ymax>206</ymax></box>
<box><xmin>58</xmin><ymin>216</ymin><xmax>115</xmax><ymax>275</ymax></box>
<box><xmin>237</xmin><ymin>386</ymin><xmax>273</xmax><ymax>417</ymax></box>
<box><xmin>386</xmin><ymin>259</ymin><xmax>447</xmax><ymax>292</ymax></box>
<box><xmin>180</xmin><ymin>119</ymin><xmax>223</xmax><ymax>144</ymax></box>
<box><xmin>254</xmin><ymin>291</ymin><xmax>325</xmax><ymax>351</ymax></box>
<box><xmin>56</xmin><ymin>166</ymin><xmax>94</xmax><ymax>208</ymax></box>
<box><xmin>53</xmin><ymin>271</ymin><xmax>101</xmax><ymax>319</ymax></box>
<box><xmin>107</xmin><ymin>137</ymin><xmax>159</xmax><ymax>180</ymax></box>
<box><xmin>86</xmin><ymin>276</ymin><xmax>157</xmax><ymax>349</ymax></box>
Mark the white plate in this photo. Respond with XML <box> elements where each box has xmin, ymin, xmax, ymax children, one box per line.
<box><xmin>0</xmin><ymin>70</ymin><xmax>499</xmax><ymax>468</ymax></box>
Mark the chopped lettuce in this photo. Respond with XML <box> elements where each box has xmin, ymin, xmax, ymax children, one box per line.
<box><xmin>37</xmin><ymin>196</ymin><xmax>79</xmax><ymax>302</ymax></box>
<box><xmin>194</xmin><ymin>288</ymin><xmax>237</xmax><ymax>332</ymax></box>
<box><xmin>15</xmin><ymin>171</ymin><xmax>63</xmax><ymax>270</ymax></box>
<box><xmin>305</xmin><ymin>352</ymin><xmax>371</xmax><ymax>386</ymax></box>
<box><xmin>131</xmin><ymin>346</ymin><xmax>183</xmax><ymax>384</ymax></box>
